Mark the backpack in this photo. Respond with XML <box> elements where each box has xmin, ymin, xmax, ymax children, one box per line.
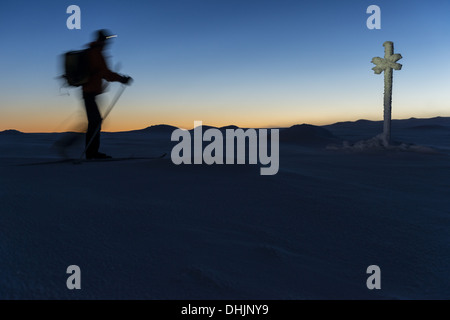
<box><xmin>62</xmin><ymin>49</ymin><xmax>90</xmax><ymax>87</ymax></box>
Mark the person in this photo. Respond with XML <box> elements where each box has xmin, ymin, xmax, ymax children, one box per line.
<box><xmin>82</xmin><ymin>29</ymin><xmax>132</xmax><ymax>159</ymax></box>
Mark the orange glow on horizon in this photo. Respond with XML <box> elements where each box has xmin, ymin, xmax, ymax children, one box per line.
<box><xmin>2</xmin><ymin>102</ymin><xmax>449</xmax><ymax>133</ymax></box>
<box><xmin>1</xmin><ymin>115</ymin><xmax>382</xmax><ymax>133</ymax></box>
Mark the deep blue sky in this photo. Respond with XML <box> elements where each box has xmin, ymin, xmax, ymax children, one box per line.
<box><xmin>1</xmin><ymin>0</ymin><xmax>450</xmax><ymax>131</ymax></box>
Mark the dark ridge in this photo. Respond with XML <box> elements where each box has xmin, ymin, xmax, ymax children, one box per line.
<box><xmin>188</xmin><ymin>125</ymin><xmax>218</xmax><ymax>132</ymax></box>
<box><xmin>323</xmin><ymin>119</ymin><xmax>379</xmax><ymax>130</ymax></box>
<box><xmin>0</xmin><ymin>129</ymin><xmax>24</xmax><ymax>135</ymax></box>
<box><xmin>219</xmin><ymin>125</ymin><xmax>240</xmax><ymax>130</ymax></box>
<box><xmin>392</xmin><ymin>117</ymin><xmax>450</xmax><ymax>128</ymax></box>
<box><xmin>128</xmin><ymin>124</ymin><xmax>179</xmax><ymax>134</ymax></box>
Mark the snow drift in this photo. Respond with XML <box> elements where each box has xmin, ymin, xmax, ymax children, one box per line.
<box><xmin>0</xmin><ymin>117</ymin><xmax>449</xmax><ymax>299</ymax></box>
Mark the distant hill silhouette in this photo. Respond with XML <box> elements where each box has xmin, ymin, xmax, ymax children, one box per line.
<box><xmin>188</xmin><ymin>124</ymin><xmax>216</xmax><ymax>132</ymax></box>
<box><xmin>189</xmin><ymin>125</ymin><xmax>248</xmax><ymax>132</ymax></box>
<box><xmin>126</xmin><ymin>124</ymin><xmax>179</xmax><ymax>134</ymax></box>
<box><xmin>219</xmin><ymin>125</ymin><xmax>240</xmax><ymax>130</ymax></box>
<box><xmin>323</xmin><ymin>119</ymin><xmax>381</xmax><ymax>131</ymax></box>
<box><xmin>2</xmin><ymin>117</ymin><xmax>449</xmax><ymax>137</ymax></box>
<box><xmin>322</xmin><ymin>116</ymin><xmax>450</xmax><ymax>143</ymax></box>
<box><xmin>0</xmin><ymin>129</ymin><xmax>24</xmax><ymax>135</ymax></box>
<box><xmin>396</xmin><ymin>116</ymin><xmax>450</xmax><ymax>128</ymax></box>
<box><xmin>324</xmin><ymin>117</ymin><xmax>450</xmax><ymax>131</ymax></box>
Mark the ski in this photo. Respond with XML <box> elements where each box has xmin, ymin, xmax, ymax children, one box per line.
<box><xmin>76</xmin><ymin>153</ymin><xmax>167</xmax><ymax>164</ymax></box>
<box><xmin>15</xmin><ymin>153</ymin><xmax>167</xmax><ymax>166</ymax></box>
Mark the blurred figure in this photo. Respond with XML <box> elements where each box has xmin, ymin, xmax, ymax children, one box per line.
<box><xmin>82</xmin><ymin>29</ymin><xmax>132</xmax><ymax>159</ymax></box>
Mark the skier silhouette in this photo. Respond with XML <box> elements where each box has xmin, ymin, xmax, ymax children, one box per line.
<box><xmin>82</xmin><ymin>29</ymin><xmax>132</xmax><ymax>159</ymax></box>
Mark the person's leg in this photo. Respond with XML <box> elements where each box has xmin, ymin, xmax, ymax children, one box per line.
<box><xmin>83</xmin><ymin>93</ymin><xmax>102</xmax><ymax>158</ymax></box>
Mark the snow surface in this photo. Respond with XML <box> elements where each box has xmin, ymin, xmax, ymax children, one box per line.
<box><xmin>1</xmin><ymin>118</ymin><xmax>449</xmax><ymax>299</ymax></box>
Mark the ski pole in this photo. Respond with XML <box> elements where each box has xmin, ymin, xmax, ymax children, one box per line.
<box><xmin>76</xmin><ymin>84</ymin><xmax>127</xmax><ymax>163</ymax></box>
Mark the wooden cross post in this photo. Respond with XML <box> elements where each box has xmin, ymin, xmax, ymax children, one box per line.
<box><xmin>371</xmin><ymin>41</ymin><xmax>402</xmax><ymax>146</ymax></box>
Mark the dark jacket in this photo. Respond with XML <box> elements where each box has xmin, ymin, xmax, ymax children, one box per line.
<box><xmin>82</xmin><ymin>41</ymin><xmax>123</xmax><ymax>95</ymax></box>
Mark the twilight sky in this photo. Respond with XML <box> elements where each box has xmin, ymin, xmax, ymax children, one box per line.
<box><xmin>1</xmin><ymin>0</ymin><xmax>450</xmax><ymax>132</ymax></box>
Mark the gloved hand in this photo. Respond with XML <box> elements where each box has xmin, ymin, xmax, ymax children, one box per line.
<box><xmin>121</xmin><ymin>76</ymin><xmax>133</xmax><ymax>85</ymax></box>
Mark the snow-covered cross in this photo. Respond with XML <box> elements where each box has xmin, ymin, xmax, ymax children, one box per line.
<box><xmin>371</xmin><ymin>41</ymin><xmax>402</xmax><ymax>146</ymax></box>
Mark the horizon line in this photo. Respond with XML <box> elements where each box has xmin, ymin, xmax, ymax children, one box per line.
<box><xmin>1</xmin><ymin>116</ymin><xmax>449</xmax><ymax>134</ymax></box>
